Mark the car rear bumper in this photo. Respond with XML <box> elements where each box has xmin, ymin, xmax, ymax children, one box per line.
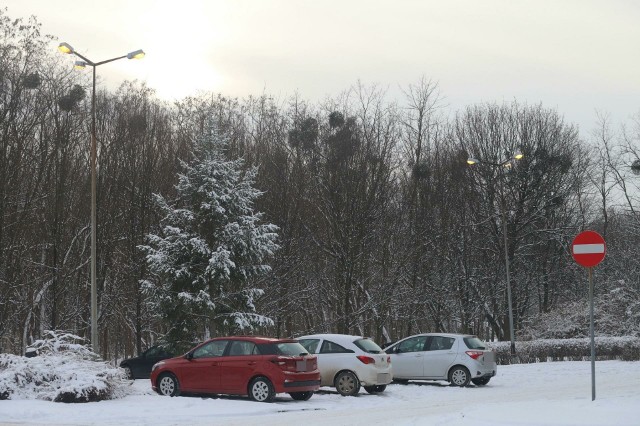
<box><xmin>275</xmin><ymin>380</ymin><xmax>320</xmax><ymax>393</ymax></box>
<box><xmin>283</xmin><ymin>379</ymin><xmax>321</xmax><ymax>388</ymax></box>
<box><xmin>357</xmin><ymin>368</ymin><xmax>393</xmax><ymax>386</ymax></box>
<box><xmin>472</xmin><ymin>364</ymin><xmax>497</xmax><ymax>378</ymax></box>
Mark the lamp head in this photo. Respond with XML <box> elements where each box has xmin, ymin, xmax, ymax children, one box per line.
<box><xmin>514</xmin><ymin>150</ymin><xmax>524</xmax><ymax>160</ymax></box>
<box><xmin>74</xmin><ymin>61</ymin><xmax>87</xmax><ymax>70</ymax></box>
<box><xmin>58</xmin><ymin>42</ymin><xmax>74</xmax><ymax>54</ymax></box>
<box><xmin>127</xmin><ymin>49</ymin><xmax>145</xmax><ymax>60</ymax></box>
<box><xmin>467</xmin><ymin>158</ymin><xmax>479</xmax><ymax>166</ymax></box>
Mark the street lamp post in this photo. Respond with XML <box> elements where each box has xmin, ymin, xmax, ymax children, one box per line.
<box><xmin>58</xmin><ymin>43</ymin><xmax>144</xmax><ymax>354</ymax></box>
<box><xmin>467</xmin><ymin>151</ymin><xmax>523</xmax><ymax>359</ymax></box>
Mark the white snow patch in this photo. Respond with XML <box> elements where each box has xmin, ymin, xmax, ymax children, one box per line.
<box><xmin>0</xmin><ymin>361</ymin><xmax>637</xmax><ymax>425</ymax></box>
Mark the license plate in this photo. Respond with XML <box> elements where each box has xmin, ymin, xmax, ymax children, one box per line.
<box><xmin>296</xmin><ymin>360</ymin><xmax>308</xmax><ymax>371</ymax></box>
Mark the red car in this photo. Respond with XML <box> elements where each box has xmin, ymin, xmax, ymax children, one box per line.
<box><xmin>150</xmin><ymin>336</ymin><xmax>320</xmax><ymax>402</ymax></box>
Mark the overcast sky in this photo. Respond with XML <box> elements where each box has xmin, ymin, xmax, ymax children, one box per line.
<box><xmin>5</xmin><ymin>0</ymin><xmax>639</xmax><ymax>135</ymax></box>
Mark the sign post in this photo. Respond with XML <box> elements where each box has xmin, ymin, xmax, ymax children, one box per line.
<box><xmin>571</xmin><ymin>230</ymin><xmax>606</xmax><ymax>401</ymax></box>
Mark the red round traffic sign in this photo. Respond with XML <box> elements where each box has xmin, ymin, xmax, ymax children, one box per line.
<box><xmin>572</xmin><ymin>230</ymin><xmax>606</xmax><ymax>268</ymax></box>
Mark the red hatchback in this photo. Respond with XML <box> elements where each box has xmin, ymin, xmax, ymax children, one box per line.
<box><xmin>150</xmin><ymin>336</ymin><xmax>320</xmax><ymax>402</ymax></box>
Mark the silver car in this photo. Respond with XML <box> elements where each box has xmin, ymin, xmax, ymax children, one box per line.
<box><xmin>384</xmin><ymin>333</ymin><xmax>496</xmax><ymax>386</ymax></box>
<box><xmin>297</xmin><ymin>334</ymin><xmax>393</xmax><ymax>396</ymax></box>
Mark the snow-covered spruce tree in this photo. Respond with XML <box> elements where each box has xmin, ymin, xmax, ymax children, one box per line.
<box><xmin>140</xmin><ymin>125</ymin><xmax>278</xmax><ymax>348</ymax></box>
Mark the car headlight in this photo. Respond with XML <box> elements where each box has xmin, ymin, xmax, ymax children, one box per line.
<box><xmin>151</xmin><ymin>361</ymin><xmax>165</xmax><ymax>372</ymax></box>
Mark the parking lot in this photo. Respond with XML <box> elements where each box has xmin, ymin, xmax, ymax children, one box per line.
<box><xmin>1</xmin><ymin>360</ymin><xmax>638</xmax><ymax>426</ymax></box>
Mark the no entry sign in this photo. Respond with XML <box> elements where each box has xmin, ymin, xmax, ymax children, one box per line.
<box><xmin>572</xmin><ymin>230</ymin><xmax>606</xmax><ymax>268</ymax></box>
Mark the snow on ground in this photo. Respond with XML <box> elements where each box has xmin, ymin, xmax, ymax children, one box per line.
<box><xmin>1</xmin><ymin>360</ymin><xmax>637</xmax><ymax>426</ymax></box>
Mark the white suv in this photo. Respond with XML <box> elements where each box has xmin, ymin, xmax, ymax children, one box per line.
<box><xmin>297</xmin><ymin>334</ymin><xmax>392</xmax><ymax>396</ymax></box>
<box><xmin>384</xmin><ymin>333</ymin><xmax>496</xmax><ymax>386</ymax></box>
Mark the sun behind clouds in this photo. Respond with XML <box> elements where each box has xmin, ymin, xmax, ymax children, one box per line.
<box><xmin>137</xmin><ymin>1</ymin><xmax>228</xmax><ymax>100</ymax></box>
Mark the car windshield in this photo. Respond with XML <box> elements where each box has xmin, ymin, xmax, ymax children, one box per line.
<box><xmin>463</xmin><ymin>336</ymin><xmax>487</xmax><ymax>350</ymax></box>
<box><xmin>274</xmin><ymin>342</ymin><xmax>309</xmax><ymax>356</ymax></box>
<box><xmin>353</xmin><ymin>338</ymin><xmax>383</xmax><ymax>354</ymax></box>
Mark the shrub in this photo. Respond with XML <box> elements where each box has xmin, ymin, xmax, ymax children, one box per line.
<box><xmin>487</xmin><ymin>336</ymin><xmax>640</xmax><ymax>364</ymax></box>
<box><xmin>0</xmin><ymin>331</ymin><xmax>130</xmax><ymax>402</ymax></box>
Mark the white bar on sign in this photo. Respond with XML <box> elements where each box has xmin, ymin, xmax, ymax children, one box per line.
<box><xmin>573</xmin><ymin>244</ymin><xmax>605</xmax><ymax>254</ymax></box>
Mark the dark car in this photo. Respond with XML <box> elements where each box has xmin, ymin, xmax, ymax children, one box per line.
<box><xmin>150</xmin><ymin>336</ymin><xmax>321</xmax><ymax>402</ymax></box>
<box><xmin>120</xmin><ymin>345</ymin><xmax>175</xmax><ymax>379</ymax></box>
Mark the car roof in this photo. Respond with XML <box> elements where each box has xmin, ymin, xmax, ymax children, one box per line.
<box><xmin>296</xmin><ymin>333</ymin><xmax>367</xmax><ymax>344</ymax></box>
<box><xmin>207</xmin><ymin>336</ymin><xmax>297</xmax><ymax>344</ymax></box>
<box><xmin>399</xmin><ymin>333</ymin><xmax>475</xmax><ymax>339</ymax></box>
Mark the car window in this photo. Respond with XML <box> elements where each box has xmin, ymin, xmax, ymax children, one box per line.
<box><xmin>396</xmin><ymin>336</ymin><xmax>427</xmax><ymax>353</ymax></box>
<box><xmin>353</xmin><ymin>338</ymin><xmax>383</xmax><ymax>354</ymax></box>
<box><xmin>463</xmin><ymin>336</ymin><xmax>487</xmax><ymax>350</ymax></box>
<box><xmin>320</xmin><ymin>340</ymin><xmax>354</xmax><ymax>354</ymax></box>
<box><xmin>228</xmin><ymin>340</ymin><xmax>258</xmax><ymax>356</ymax></box>
<box><xmin>427</xmin><ymin>336</ymin><xmax>455</xmax><ymax>351</ymax></box>
<box><xmin>275</xmin><ymin>342</ymin><xmax>309</xmax><ymax>355</ymax></box>
<box><xmin>192</xmin><ymin>340</ymin><xmax>228</xmax><ymax>358</ymax></box>
<box><xmin>298</xmin><ymin>339</ymin><xmax>320</xmax><ymax>354</ymax></box>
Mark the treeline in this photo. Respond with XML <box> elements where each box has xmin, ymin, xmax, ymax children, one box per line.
<box><xmin>1</xmin><ymin>11</ymin><xmax>639</xmax><ymax>359</ymax></box>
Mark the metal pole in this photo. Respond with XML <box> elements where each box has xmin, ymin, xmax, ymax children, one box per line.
<box><xmin>90</xmin><ymin>65</ymin><xmax>98</xmax><ymax>354</ymax></box>
<box><xmin>589</xmin><ymin>267</ymin><xmax>595</xmax><ymax>401</ymax></box>
<box><xmin>501</xmin><ymin>195</ymin><xmax>516</xmax><ymax>359</ymax></box>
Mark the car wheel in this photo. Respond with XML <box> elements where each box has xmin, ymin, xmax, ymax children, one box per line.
<box><xmin>471</xmin><ymin>377</ymin><xmax>491</xmax><ymax>386</ymax></box>
<box><xmin>157</xmin><ymin>373</ymin><xmax>180</xmax><ymax>397</ymax></box>
<box><xmin>334</xmin><ymin>371</ymin><xmax>360</xmax><ymax>396</ymax></box>
<box><xmin>449</xmin><ymin>366</ymin><xmax>470</xmax><ymax>387</ymax></box>
<box><xmin>289</xmin><ymin>391</ymin><xmax>313</xmax><ymax>401</ymax></box>
<box><xmin>248</xmin><ymin>377</ymin><xmax>275</xmax><ymax>403</ymax></box>
<box><xmin>364</xmin><ymin>385</ymin><xmax>387</xmax><ymax>394</ymax></box>
<box><xmin>122</xmin><ymin>365</ymin><xmax>133</xmax><ymax>380</ymax></box>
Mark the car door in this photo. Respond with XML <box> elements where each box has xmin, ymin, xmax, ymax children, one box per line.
<box><xmin>387</xmin><ymin>335</ymin><xmax>428</xmax><ymax>379</ymax></box>
<box><xmin>218</xmin><ymin>340</ymin><xmax>260</xmax><ymax>394</ymax></box>
<box><xmin>179</xmin><ymin>340</ymin><xmax>228</xmax><ymax>393</ymax></box>
<box><xmin>422</xmin><ymin>336</ymin><xmax>458</xmax><ymax>379</ymax></box>
<box><xmin>316</xmin><ymin>340</ymin><xmax>355</xmax><ymax>386</ymax></box>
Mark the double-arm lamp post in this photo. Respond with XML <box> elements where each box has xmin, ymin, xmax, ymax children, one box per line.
<box><xmin>467</xmin><ymin>151</ymin><xmax>523</xmax><ymax>359</ymax></box>
<box><xmin>58</xmin><ymin>43</ymin><xmax>145</xmax><ymax>353</ymax></box>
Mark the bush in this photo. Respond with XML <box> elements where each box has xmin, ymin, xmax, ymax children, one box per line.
<box><xmin>0</xmin><ymin>331</ymin><xmax>130</xmax><ymax>402</ymax></box>
<box><xmin>487</xmin><ymin>336</ymin><xmax>640</xmax><ymax>364</ymax></box>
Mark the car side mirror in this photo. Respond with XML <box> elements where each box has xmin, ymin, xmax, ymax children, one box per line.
<box><xmin>185</xmin><ymin>352</ymin><xmax>194</xmax><ymax>360</ymax></box>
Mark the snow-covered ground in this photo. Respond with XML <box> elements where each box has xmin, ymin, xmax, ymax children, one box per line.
<box><xmin>1</xmin><ymin>360</ymin><xmax>637</xmax><ymax>426</ymax></box>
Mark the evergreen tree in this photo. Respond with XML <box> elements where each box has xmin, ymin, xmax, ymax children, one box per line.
<box><xmin>140</xmin><ymin>125</ymin><xmax>278</xmax><ymax>348</ymax></box>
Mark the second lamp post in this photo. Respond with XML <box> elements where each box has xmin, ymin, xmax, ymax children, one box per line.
<box><xmin>467</xmin><ymin>151</ymin><xmax>523</xmax><ymax>360</ymax></box>
<box><xmin>58</xmin><ymin>42</ymin><xmax>145</xmax><ymax>354</ymax></box>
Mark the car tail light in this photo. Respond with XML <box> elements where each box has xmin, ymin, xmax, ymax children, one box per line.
<box><xmin>465</xmin><ymin>350</ymin><xmax>483</xmax><ymax>360</ymax></box>
<box><xmin>270</xmin><ymin>356</ymin><xmax>297</xmax><ymax>372</ymax></box>
<box><xmin>387</xmin><ymin>356</ymin><xmax>391</xmax><ymax>363</ymax></box>
<box><xmin>357</xmin><ymin>355</ymin><xmax>375</xmax><ymax>364</ymax></box>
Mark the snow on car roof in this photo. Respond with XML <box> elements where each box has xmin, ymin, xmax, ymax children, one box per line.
<box><xmin>400</xmin><ymin>333</ymin><xmax>477</xmax><ymax>339</ymax></box>
<box><xmin>296</xmin><ymin>334</ymin><xmax>369</xmax><ymax>345</ymax></box>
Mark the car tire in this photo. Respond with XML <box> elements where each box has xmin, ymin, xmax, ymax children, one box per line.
<box><xmin>364</xmin><ymin>385</ymin><xmax>387</xmax><ymax>394</ymax></box>
<box><xmin>449</xmin><ymin>366</ymin><xmax>471</xmax><ymax>387</ymax></box>
<box><xmin>157</xmin><ymin>373</ymin><xmax>180</xmax><ymax>397</ymax></box>
<box><xmin>248</xmin><ymin>377</ymin><xmax>275</xmax><ymax>403</ymax></box>
<box><xmin>471</xmin><ymin>377</ymin><xmax>491</xmax><ymax>386</ymax></box>
<box><xmin>334</xmin><ymin>371</ymin><xmax>360</xmax><ymax>396</ymax></box>
<box><xmin>289</xmin><ymin>391</ymin><xmax>313</xmax><ymax>401</ymax></box>
<box><xmin>122</xmin><ymin>365</ymin><xmax>133</xmax><ymax>380</ymax></box>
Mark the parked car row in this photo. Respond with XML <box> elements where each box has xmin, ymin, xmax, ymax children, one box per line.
<box><xmin>120</xmin><ymin>333</ymin><xmax>497</xmax><ymax>403</ymax></box>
